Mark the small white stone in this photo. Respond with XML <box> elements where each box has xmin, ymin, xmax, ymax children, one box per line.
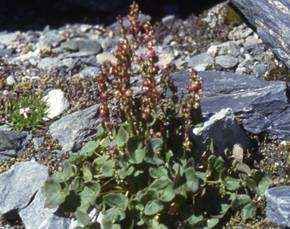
<box><xmin>207</xmin><ymin>45</ymin><xmax>218</xmax><ymax>57</ymax></box>
<box><xmin>96</xmin><ymin>52</ymin><xmax>117</xmax><ymax>65</ymax></box>
<box><xmin>6</xmin><ymin>75</ymin><xmax>16</xmax><ymax>86</ymax></box>
<box><xmin>43</xmin><ymin>89</ymin><xmax>69</xmax><ymax>120</ymax></box>
<box><xmin>157</xmin><ymin>52</ymin><xmax>174</xmax><ymax>68</ymax></box>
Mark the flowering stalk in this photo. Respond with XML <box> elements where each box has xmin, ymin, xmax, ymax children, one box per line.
<box><xmin>182</xmin><ymin>69</ymin><xmax>202</xmax><ymax>150</ymax></box>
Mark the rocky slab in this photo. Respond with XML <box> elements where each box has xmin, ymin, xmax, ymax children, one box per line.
<box><xmin>0</xmin><ymin>161</ymin><xmax>48</xmax><ymax>215</ymax></box>
<box><xmin>231</xmin><ymin>0</ymin><xmax>290</xmax><ymax>69</ymax></box>
<box><xmin>171</xmin><ymin>71</ymin><xmax>290</xmax><ymax>139</ymax></box>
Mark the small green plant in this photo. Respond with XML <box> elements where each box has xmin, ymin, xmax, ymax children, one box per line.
<box><xmin>43</xmin><ymin>2</ymin><xmax>271</xmax><ymax>228</ymax></box>
<box><xmin>9</xmin><ymin>94</ymin><xmax>47</xmax><ymax>131</ymax></box>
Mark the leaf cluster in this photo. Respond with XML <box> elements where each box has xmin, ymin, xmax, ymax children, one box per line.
<box><xmin>44</xmin><ymin>124</ymin><xmax>271</xmax><ymax>228</ymax></box>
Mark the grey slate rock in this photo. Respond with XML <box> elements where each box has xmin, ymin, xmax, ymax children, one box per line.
<box><xmin>215</xmin><ymin>55</ymin><xmax>239</xmax><ymax>69</ymax></box>
<box><xmin>19</xmin><ymin>191</ymin><xmax>71</xmax><ymax>229</ymax></box>
<box><xmin>188</xmin><ymin>52</ymin><xmax>214</xmax><ymax>71</ymax></box>
<box><xmin>0</xmin><ymin>161</ymin><xmax>48</xmax><ymax>215</ymax></box>
<box><xmin>79</xmin><ymin>66</ymin><xmax>100</xmax><ymax>78</ymax></box>
<box><xmin>62</xmin><ymin>38</ymin><xmax>102</xmax><ymax>55</ymax></box>
<box><xmin>49</xmin><ymin>104</ymin><xmax>99</xmax><ymax>152</ymax></box>
<box><xmin>191</xmin><ymin>108</ymin><xmax>251</xmax><ymax>155</ymax></box>
<box><xmin>265</xmin><ymin>186</ymin><xmax>290</xmax><ymax>227</ymax></box>
<box><xmin>171</xmin><ymin>71</ymin><xmax>290</xmax><ymax>139</ymax></box>
<box><xmin>231</xmin><ymin>0</ymin><xmax>290</xmax><ymax>69</ymax></box>
<box><xmin>0</xmin><ymin>130</ymin><xmax>28</xmax><ymax>161</ymax></box>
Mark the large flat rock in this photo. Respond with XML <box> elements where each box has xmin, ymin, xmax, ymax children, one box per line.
<box><xmin>230</xmin><ymin>0</ymin><xmax>290</xmax><ymax>69</ymax></box>
<box><xmin>171</xmin><ymin>71</ymin><xmax>290</xmax><ymax>139</ymax></box>
<box><xmin>0</xmin><ymin>161</ymin><xmax>48</xmax><ymax>215</ymax></box>
<box><xmin>49</xmin><ymin>104</ymin><xmax>99</xmax><ymax>152</ymax></box>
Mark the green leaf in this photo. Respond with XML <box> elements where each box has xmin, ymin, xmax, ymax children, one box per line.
<box><xmin>127</xmin><ymin>136</ymin><xmax>141</xmax><ymax>154</ymax></box>
<box><xmin>100</xmin><ymin>160</ymin><xmax>114</xmax><ymax>177</ymax></box>
<box><xmin>149</xmin><ymin>137</ymin><xmax>163</xmax><ymax>153</ymax></box>
<box><xmin>96</xmin><ymin>125</ymin><xmax>105</xmax><ymax>138</ymax></box>
<box><xmin>185</xmin><ymin>168</ymin><xmax>199</xmax><ymax>193</ymax></box>
<box><xmin>187</xmin><ymin>214</ymin><xmax>203</xmax><ymax>225</ymax></box>
<box><xmin>149</xmin><ymin>166</ymin><xmax>168</xmax><ymax>179</ymax></box>
<box><xmin>208</xmin><ymin>156</ymin><xmax>225</xmax><ymax>178</ymax></box>
<box><xmin>241</xmin><ymin>203</ymin><xmax>256</xmax><ymax>221</ymax></box>
<box><xmin>130</xmin><ymin>147</ymin><xmax>146</xmax><ymax>164</ymax></box>
<box><xmin>43</xmin><ymin>179</ymin><xmax>68</xmax><ymax>208</ymax></box>
<box><xmin>207</xmin><ymin>218</ymin><xmax>219</xmax><ymax>228</ymax></box>
<box><xmin>150</xmin><ymin>178</ymin><xmax>171</xmax><ymax>190</ymax></box>
<box><xmin>80</xmin><ymin>186</ymin><xmax>98</xmax><ymax>207</ymax></box>
<box><xmin>75</xmin><ymin>210</ymin><xmax>90</xmax><ymax>226</ymax></box>
<box><xmin>103</xmin><ymin>193</ymin><xmax>128</xmax><ymax>210</ymax></box>
<box><xmin>82</xmin><ymin>165</ymin><xmax>93</xmax><ymax>182</ymax></box>
<box><xmin>257</xmin><ymin>175</ymin><xmax>271</xmax><ymax>196</ymax></box>
<box><xmin>224</xmin><ymin>177</ymin><xmax>241</xmax><ymax>191</ymax></box>
<box><xmin>115</xmin><ymin>126</ymin><xmax>129</xmax><ymax>147</ymax></box>
<box><xmin>102</xmin><ymin>208</ymin><xmax>126</xmax><ymax>225</ymax></box>
<box><xmin>144</xmin><ymin>200</ymin><xmax>164</xmax><ymax>215</ymax></box>
<box><xmin>233</xmin><ymin>194</ymin><xmax>252</xmax><ymax>209</ymax></box>
<box><xmin>159</xmin><ymin>184</ymin><xmax>175</xmax><ymax>202</ymax></box>
<box><xmin>245</xmin><ymin>177</ymin><xmax>257</xmax><ymax>191</ymax></box>
<box><xmin>118</xmin><ymin>166</ymin><xmax>134</xmax><ymax>179</ymax></box>
<box><xmin>165</xmin><ymin>151</ymin><xmax>173</xmax><ymax>163</ymax></box>
<box><xmin>79</xmin><ymin>140</ymin><xmax>99</xmax><ymax>157</ymax></box>
<box><xmin>62</xmin><ymin>161</ymin><xmax>75</xmax><ymax>182</ymax></box>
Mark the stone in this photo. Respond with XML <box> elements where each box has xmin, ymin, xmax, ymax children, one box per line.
<box><xmin>5</xmin><ymin>75</ymin><xmax>16</xmax><ymax>86</ymax></box>
<box><xmin>231</xmin><ymin>0</ymin><xmax>290</xmax><ymax>69</ymax></box>
<box><xmin>43</xmin><ymin>89</ymin><xmax>69</xmax><ymax>120</ymax></box>
<box><xmin>79</xmin><ymin>66</ymin><xmax>100</xmax><ymax>78</ymax></box>
<box><xmin>265</xmin><ymin>186</ymin><xmax>290</xmax><ymax>227</ymax></box>
<box><xmin>157</xmin><ymin>52</ymin><xmax>174</xmax><ymax>68</ymax></box>
<box><xmin>162</xmin><ymin>15</ymin><xmax>175</xmax><ymax>26</ymax></box>
<box><xmin>188</xmin><ymin>53</ymin><xmax>214</xmax><ymax>71</ymax></box>
<box><xmin>0</xmin><ymin>32</ymin><xmax>17</xmax><ymax>47</ymax></box>
<box><xmin>215</xmin><ymin>55</ymin><xmax>239</xmax><ymax>69</ymax></box>
<box><xmin>49</xmin><ymin>104</ymin><xmax>99</xmax><ymax>152</ymax></box>
<box><xmin>19</xmin><ymin>190</ymin><xmax>71</xmax><ymax>229</ymax></box>
<box><xmin>96</xmin><ymin>52</ymin><xmax>117</xmax><ymax>65</ymax></box>
<box><xmin>191</xmin><ymin>108</ymin><xmax>251</xmax><ymax>155</ymax></box>
<box><xmin>0</xmin><ymin>161</ymin><xmax>48</xmax><ymax>215</ymax></box>
<box><xmin>62</xmin><ymin>38</ymin><xmax>102</xmax><ymax>55</ymax></box>
<box><xmin>0</xmin><ymin>130</ymin><xmax>28</xmax><ymax>161</ymax></box>
<box><xmin>171</xmin><ymin>71</ymin><xmax>290</xmax><ymax>140</ymax></box>
<box><xmin>208</xmin><ymin>41</ymin><xmax>241</xmax><ymax>57</ymax></box>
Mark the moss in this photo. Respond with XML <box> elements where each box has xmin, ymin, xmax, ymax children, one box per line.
<box><xmin>8</xmin><ymin>94</ymin><xmax>47</xmax><ymax>131</ymax></box>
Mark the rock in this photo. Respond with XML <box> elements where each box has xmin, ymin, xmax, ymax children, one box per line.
<box><xmin>0</xmin><ymin>130</ymin><xmax>28</xmax><ymax>161</ymax></box>
<box><xmin>228</xmin><ymin>24</ymin><xmax>253</xmax><ymax>40</ymax></box>
<box><xmin>215</xmin><ymin>55</ymin><xmax>239</xmax><ymax>69</ymax></box>
<box><xmin>188</xmin><ymin>53</ymin><xmax>214</xmax><ymax>71</ymax></box>
<box><xmin>61</xmin><ymin>38</ymin><xmax>102</xmax><ymax>55</ymax></box>
<box><xmin>43</xmin><ymin>89</ymin><xmax>69</xmax><ymax>120</ymax></box>
<box><xmin>49</xmin><ymin>104</ymin><xmax>99</xmax><ymax>152</ymax></box>
<box><xmin>171</xmin><ymin>71</ymin><xmax>290</xmax><ymax>140</ymax></box>
<box><xmin>19</xmin><ymin>190</ymin><xmax>71</xmax><ymax>229</ymax></box>
<box><xmin>0</xmin><ymin>32</ymin><xmax>18</xmax><ymax>47</ymax></box>
<box><xmin>210</xmin><ymin>41</ymin><xmax>241</xmax><ymax>57</ymax></box>
<box><xmin>191</xmin><ymin>108</ymin><xmax>251</xmax><ymax>155</ymax></box>
<box><xmin>96</xmin><ymin>52</ymin><xmax>117</xmax><ymax>65</ymax></box>
<box><xmin>5</xmin><ymin>75</ymin><xmax>16</xmax><ymax>86</ymax></box>
<box><xmin>253</xmin><ymin>63</ymin><xmax>268</xmax><ymax>77</ymax></box>
<box><xmin>79</xmin><ymin>66</ymin><xmax>100</xmax><ymax>78</ymax></box>
<box><xmin>265</xmin><ymin>186</ymin><xmax>290</xmax><ymax>227</ymax></box>
<box><xmin>157</xmin><ymin>52</ymin><xmax>174</xmax><ymax>68</ymax></box>
<box><xmin>162</xmin><ymin>15</ymin><xmax>175</xmax><ymax>26</ymax></box>
<box><xmin>203</xmin><ymin>3</ymin><xmax>228</xmax><ymax>28</ymax></box>
<box><xmin>231</xmin><ymin>0</ymin><xmax>290</xmax><ymax>69</ymax></box>
<box><xmin>36</xmin><ymin>28</ymin><xmax>64</xmax><ymax>51</ymax></box>
<box><xmin>0</xmin><ymin>161</ymin><xmax>48</xmax><ymax>215</ymax></box>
